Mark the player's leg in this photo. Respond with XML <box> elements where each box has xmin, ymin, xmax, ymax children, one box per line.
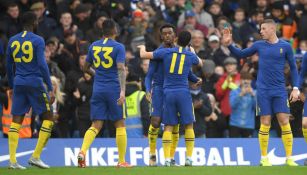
<box><xmin>274</xmin><ymin>93</ymin><xmax>298</xmax><ymax>166</ymax></box>
<box><xmin>8</xmin><ymin>86</ymin><xmax>30</xmax><ymax>169</ymax></box>
<box><xmin>257</xmin><ymin>90</ymin><xmax>272</xmax><ymax>166</ymax></box>
<box><xmin>109</xmin><ymin>92</ymin><xmax>131</xmax><ymax>167</ymax></box>
<box><xmin>27</xmin><ymin>86</ymin><xmax>54</xmax><ymax>168</ymax></box>
<box><xmin>302</xmin><ymin>101</ymin><xmax>307</xmax><ymax>144</ymax></box>
<box><xmin>162</xmin><ymin>91</ymin><xmax>178</xmax><ymax>166</ymax></box>
<box><xmin>303</xmin><ymin>113</ymin><xmax>307</xmax><ymax>165</ymax></box>
<box><xmin>170</xmin><ymin>123</ymin><xmax>179</xmax><ymax>166</ymax></box>
<box><xmin>178</xmin><ymin>91</ymin><xmax>195</xmax><ymax>166</ymax></box>
<box><xmin>148</xmin><ymin>87</ymin><xmax>163</xmax><ymax>166</ymax></box>
<box><xmin>148</xmin><ymin>116</ymin><xmax>160</xmax><ymax>166</ymax></box>
<box><xmin>78</xmin><ymin>92</ymin><xmax>106</xmax><ymax>168</ymax></box>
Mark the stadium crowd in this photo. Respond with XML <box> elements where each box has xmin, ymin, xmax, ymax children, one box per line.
<box><xmin>0</xmin><ymin>0</ymin><xmax>307</xmax><ymax>139</ymax></box>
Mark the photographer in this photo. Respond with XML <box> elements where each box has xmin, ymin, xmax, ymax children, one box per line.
<box><xmin>229</xmin><ymin>72</ymin><xmax>256</xmax><ymax>138</ymax></box>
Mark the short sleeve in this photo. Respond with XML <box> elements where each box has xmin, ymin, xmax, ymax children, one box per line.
<box><xmin>116</xmin><ymin>44</ymin><xmax>126</xmax><ymax>63</ymax></box>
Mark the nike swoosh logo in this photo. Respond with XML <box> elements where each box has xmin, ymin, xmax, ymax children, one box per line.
<box><xmin>0</xmin><ymin>150</ymin><xmax>35</xmax><ymax>162</ymax></box>
<box><xmin>268</xmin><ymin>148</ymin><xmax>307</xmax><ymax>165</ymax></box>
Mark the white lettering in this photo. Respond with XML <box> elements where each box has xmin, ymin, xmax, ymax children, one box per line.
<box><xmin>130</xmin><ymin>147</ymin><xmax>143</xmax><ymax>165</ymax></box>
<box><xmin>91</xmin><ymin>148</ymin><xmax>106</xmax><ymax>166</ymax></box>
<box><xmin>207</xmin><ymin>148</ymin><xmax>223</xmax><ymax>166</ymax></box>
<box><xmin>107</xmin><ymin>148</ymin><xmax>118</xmax><ymax>166</ymax></box>
<box><xmin>192</xmin><ymin>147</ymin><xmax>205</xmax><ymax>166</ymax></box>
<box><xmin>223</xmin><ymin>147</ymin><xmax>237</xmax><ymax>165</ymax></box>
<box><xmin>176</xmin><ymin>147</ymin><xmax>186</xmax><ymax>165</ymax></box>
<box><xmin>237</xmin><ymin>147</ymin><xmax>250</xmax><ymax>165</ymax></box>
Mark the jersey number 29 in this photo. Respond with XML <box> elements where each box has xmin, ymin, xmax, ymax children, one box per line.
<box><xmin>11</xmin><ymin>41</ymin><xmax>33</xmax><ymax>63</ymax></box>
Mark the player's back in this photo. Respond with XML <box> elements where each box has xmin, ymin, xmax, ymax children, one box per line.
<box><xmin>7</xmin><ymin>31</ymin><xmax>46</xmax><ymax>87</ymax></box>
<box><xmin>162</xmin><ymin>47</ymin><xmax>199</xmax><ymax>91</ymax></box>
<box><xmin>87</xmin><ymin>38</ymin><xmax>125</xmax><ymax>93</ymax></box>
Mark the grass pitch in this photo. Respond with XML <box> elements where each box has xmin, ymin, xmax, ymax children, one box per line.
<box><xmin>0</xmin><ymin>166</ymin><xmax>307</xmax><ymax>175</ymax></box>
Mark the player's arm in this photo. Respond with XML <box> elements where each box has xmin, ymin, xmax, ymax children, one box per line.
<box><xmin>188</xmin><ymin>70</ymin><xmax>199</xmax><ymax>83</ymax></box>
<box><xmin>286</xmin><ymin>44</ymin><xmax>300</xmax><ymax>102</ymax></box>
<box><xmin>84</xmin><ymin>45</ymin><xmax>95</xmax><ymax>76</ymax></box>
<box><xmin>145</xmin><ymin>60</ymin><xmax>157</xmax><ymax>92</ymax></box>
<box><xmin>37</xmin><ymin>39</ymin><xmax>53</xmax><ymax>92</ymax></box>
<box><xmin>299</xmin><ymin>54</ymin><xmax>307</xmax><ymax>89</ymax></box>
<box><xmin>82</xmin><ymin>62</ymin><xmax>95</xmax><ymax>76</ymax></box>
<box><xmin>138</xmin><ymin>45</ymin><xmax>154</xmax><ymax>59</ymax></box>
<box><xmin>5</xmin><ymin>41</ymin><xmax>14</xmax><ymax>89</ymax></box>
<box><xmin>117</xmin><ymin>44</ymin><xmax>127</xmax><ymax>105</ymax></box>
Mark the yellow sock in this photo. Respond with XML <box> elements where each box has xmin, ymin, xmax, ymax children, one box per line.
<box><xmin>303</xmin><ymin>128</ymin><xmax>307</xmax><ymax>143</ymax></box>
<box><xmin>162</xmin><ymin>131</ymin><xmax>172</xmax><ymax>160</ymax></box>
<box><xmin>185</xmin><ymin>128</ymin><xmax>195</xmax><ymax>158</ymax></box>
<box><xmin>281</xmin><ymin>124</ymin><xmax>293</xmax><ymax>158</ymax></box>
<box><xmin>170</xmin><ymin>124</ymin><xmax>179</xmax><ymax>158</ymax></box>
<box><xmin>81</xmin><ymin>127</ymin><xmax>98</xmax><ymax>153</ymax></box>
<box><xmin>148</xmin><ymin>124</ymin><xmax>159</xmax><ymax>155</ymax></box>
<box><xmin>32</xmin><ymin>120</ymin><xmax>54</xmax><ymax>159</ymax></box>
<box><xmin>8</xmin><ymin>122</ymin><xmax>21</xmax><ymax>163</ymax></box>
<box><xmin>116</xmin><ymin>127</ymin><xmax>127</xmax><ymax>163</ymax></box>
<box><xmin>258</xmin><ymin>124</ymin><xmax>270</xmax><ymax>157</ymax></box>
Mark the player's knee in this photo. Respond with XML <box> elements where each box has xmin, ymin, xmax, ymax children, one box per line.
<box><xmin>114</xmin><ymin>119</ymin><xmax>125</xmax><ymax>128</ymax></box>
<box><xmin>302</xmin><ymin>118</ymin><xmax>307</xmax><ymax>128</ymax></box>
<box><xmin>184</xmin><ymin>123</ymin><xmax>193</xmax><ymax>130</ymax></box>
<box><xmin>91</xmin><ymin>120</ymin><xmax>103</xmax><ymax>131</ymax></box>
<box><xmin>12</xmin><ymin>116</ymin><xmax>25</xmax><ymax>124</ymax></box>
<box><xmin>151</xmin><ymin>117</ymin><xmax>161</xmax><ymax>128</ymax></box>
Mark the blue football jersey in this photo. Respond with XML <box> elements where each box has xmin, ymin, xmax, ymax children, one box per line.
<box><xmin>153</xmin><ymin>47</ymin><xmax>199</xmax><ymax>90</ymax></box>
<box><xmin>6</xmin><ymin>31</ymin><xmax>52</xmax><ymax>91</ymax></box>
<box><xmin>86</xmin><ymin>38</ymin><xmax>126</xmax><ymax>92</ymax></box>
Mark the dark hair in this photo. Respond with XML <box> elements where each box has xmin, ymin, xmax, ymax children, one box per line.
<box><xmin>159</xmin><ymin>23</ymin><xmax>176</xmax><ymax>33</ymax></box>
<box><xmin>21</xmin><ymin>11</ymin><xmax>37</xmax><ymax>28</ymax></box>
<box><xmin>7</xmin><ymin>2</ymin><xmax>18</xmax><ymax>9</ymax></box>
<box><xmin>102</xmin><ymin>19</ymin><xmax>116</xmax><ymax>36</ymax></box>
<box><xmin>177</xmin><ymin>30</ymin><xmax>191</xmax><ymax>47</ymax></box>
<box><xmin>240</xmin><ymin>71</ymin><xmax>253</xmax><ymax>80</ymax></box>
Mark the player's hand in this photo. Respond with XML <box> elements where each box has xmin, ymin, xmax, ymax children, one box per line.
<box><xmin>189</xmin><ymin>46</ymin><xmax>196</xmax><ymax>54</ymax></box>
<box><xmin>289</xmin><ymin>89</ymin><xmax>300</xmax><ymax>103</ymax></box>
<box><xmin>137</xmin><ymin>45</ymin><xmax>145</xmax><ymax>50</ymax></box>
<box><xmin>222</xmin><ymin>27</ymin><xmax>232</xmax><ymax>46</ymax></box>
<box><xmin>146</xmin><ymin>92</ymin><xmax>152</xmax><ymax>103</ymax></box>
<box><xmin>117</xmin><ymin>90</ymin><xmax>125</xmax><ymax>105</ymax></box>
<box><xmin>49</xmin><ymin>91</ymin><xmax>55</xmax><ymax>104</ymax></box>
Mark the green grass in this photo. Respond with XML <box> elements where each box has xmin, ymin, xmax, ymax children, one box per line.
<box><xmin>0</xmin><ymin>166</ymin><xmax>307</xmax><ymax>175</ymax></box>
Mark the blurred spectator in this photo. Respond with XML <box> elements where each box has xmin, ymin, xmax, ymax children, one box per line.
<box><xmin>271</xmin><ymin>1</ymin><xmax>297</xmax><ymax>42</ymax></box>
<box><xmin>0</xmin><ymin>2</ymin><xmax>21</xmax><ymax>38</ymax></box>
<box><xmin>252</xmin><ymin>0</ymin><xmax>271</xmax><ymax>17</ymax></box>
<box><xmin>160</xmin><ymin>0</ymin><xmax>182</xmax><ymax>25</ymax></box>
<box><xmin>215</xmin><ymin>65</ymin><xmax>225</xmax><ymax>76</ymax></box>
<box><xmin>205</xmin><ymin>93</ymin><xmax>227</xmax><ymax>138</ymax></box>
<box><xmin>191</xmin><ymin>30</ymin><xmax>206</xmax><ymax>58</ymax></box>
<box><xmin>248</xmin><ymin>10</ymin><xmax>264</xmax><ymax>34</ymax></box>
<box><xmin>208</xmin><ymin>2</ymin><xmax>223</xmax><ymax>27</ymax></box>
<box><xmin>229</xmin><ymin>72</ymin><xmax>256</xmax><ymax>138</ymax></box>
<box><xmin>17</xmin><ymin>0</ymin><xmax>31</xmax><ymax>14</ymax></box>
<box><xmin>31</xmin><ymin>1</ymin><xmax>57</xmax><ymax>39</ymax></box>
<box><xmin>73</xmin><ymin>73</ymin><xmax>93</xmax><ymax>137</ymax></box>
<box><xmin>125</xmin><ymin>69</ymin><xmax>150</xmax><ymax>137</ymax></box>
<box><xmin>190</xmin><ymin>84</ymin><xmax>212</xmax><ymax>138</ymax></box>
<box><xmin>203</xmin><ymin>34</ymin><xmax>228</xmax><ymax>66</ymax></box>
<box><xmin>201</xmin><ymin>60</ymin><xmax>220</xmax><ymax>95</ymax></box>
<box><xmin>296</xmin><ymin>0</ymin><xmax>307</xmax><ymax>41</ymax></box>
<box><xmin>177</xmin><ymin>10</ymin><xmax>208</xmax><ymax>37</ymax></box>
<box><xmin>46</xmin><ymin>37</ymin><xmax>75</xmax><ymax>75</ymax></box>
<box><xmin>232</xmin><ymin>8</ymin><xmax>255</xmax><ymax>47</ymax></box>
<box><xmin>50</xmin><ymin>76</ymin><xmax>66</xmax><ymax>138</ymax></box>
<box><xmin>55</xmin><ymin>12</ymin><xmax>83</xmax><ymax>42</ymax></box>
<box><xmin>74</xmin><ymin>3</ymin><xmax>91</xmax><ymax>34</ymax></box>
<box><xmin>215</xmin><ymin>57</ymin><xmax>241</xmax><ymax>128</ymax></box>
<box><xmin>85</xmin><ymin>12</ymin><xmax>108</xmax><ymax>43</ymax></box>
<box><xmin>45</xmin><ymin>46</ymin><xmax>66</xmax><ymax>86</ymax></box>
<box><xmin>177</xmin><ymin>0</ymin><xmax>214</xmax><ymax>29</ymax></box>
